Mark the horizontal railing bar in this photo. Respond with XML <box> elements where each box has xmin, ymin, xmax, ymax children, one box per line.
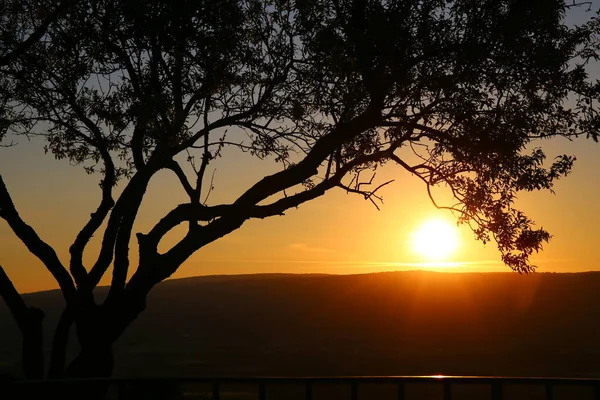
<box><xmin>5</xmin><ymin>376</ymin><xmax>600</xmax><ymax>386</ymax></box>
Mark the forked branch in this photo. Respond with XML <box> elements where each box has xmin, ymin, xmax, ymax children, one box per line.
<box><xmin>337</xmin><ymin>172</ymin><xmax>394</xmax><ymax>210</ymax></box>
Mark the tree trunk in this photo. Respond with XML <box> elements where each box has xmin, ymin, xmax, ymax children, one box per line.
<box><xmin>47</xmin><ymin>291</ymin><xmax>148</xmax><ymax>400</ymax></box>
<box><xmin>55</xmin><ymin>346</ymin><xmax>115</xmax><ymax>400</ymax></box>
<box><xmin>64</xmin><ymin>346</ymin><xmax>114</xmax><ymax>379</ymax></box>
<box><xmin>48</xmin><ymin>309</ymin><xmax>73</xmax><ymax>379</ymax></box>
<box><xmin>20</xmin><ymin>308</ymin><xmax>45</xmax><ymax>380</ymax></box>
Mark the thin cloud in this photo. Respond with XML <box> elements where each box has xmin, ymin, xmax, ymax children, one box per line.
<box><xmin>195</xmin><ymin>259</ymin><xmax>504</xmax><ymax>267</ymax></box>
<box><xmin>288</xmin><ymin>242</ymin><xmax>336</xmax><ymax>254</ymax></box>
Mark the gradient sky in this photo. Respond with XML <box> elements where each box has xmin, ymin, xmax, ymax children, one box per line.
<box><xmin>1</xmin><ymin>3</ymin><xmax>600</xmax><ymax>293</ymax></box>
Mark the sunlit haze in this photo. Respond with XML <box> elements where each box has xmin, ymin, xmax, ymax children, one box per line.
<box><xmin>411</xmin><ymin>219</ymin><xmax>460</xmax><ymax>263</ymax></box>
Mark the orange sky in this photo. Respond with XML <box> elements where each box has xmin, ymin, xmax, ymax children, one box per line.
<box><xmin>1</xmin><ymin>4</ymin><xmax>600</xmax><ymax>293</ymax></box>
<box><xmin>1</xmin><ymin>132</ymin><xmax>600</xmax><ymax>294</ymax></box>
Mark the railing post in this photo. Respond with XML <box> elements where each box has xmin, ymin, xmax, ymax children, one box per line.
<box><xmin>212</xmin><ymin>380</ymin><xmax>220</xmax><ymax>400</ymax></box>
<box><xmin>397</xmin><ymin>382</ymin><xmax>405</xmax><ymax>400</ymax></box>
<box><xmin>545</xmin><ymin>383</ymin><xmax>553</xmax><ymax>400</ymax></box>
<box><xmin>16</xmin><ymin>375</ymin><xmax>600</xmax><ymax>400</ymax></box>
<box><xmin>491</xmin><ymin>382</ymin><xmax>503</xmax><ymax>400</ymax></box>
<box><xmin>350</xmin><ymin>381</ymin><xmax>358</xmax><ymax>400</ymax></box>
<box><xmin>443</xmin><ymin>381</ymin><xmax>452</xmax><ymax>400</ymax></box>
<box><xmin>259</xmin><ymin>381</ymin><xmax>267</xmax><ymax>400</ymax></box>
<box><xmin>305</xmin><ymin>380</ymin><xmax>313</xmax><ymax>400</ymax></box>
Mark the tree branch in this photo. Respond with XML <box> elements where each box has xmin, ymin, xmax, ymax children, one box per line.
<box><xmin>130</xmin><ymin>125</ymin><xmax>147</xmax><ymax>170</ymax></box>
<box><xmin>68</xmin><ymin>151</ymin><xmax>116</xmax><ymax>289</ymax></box>
<box><xmin>192</xmin><ymin>99</ymin><xmax>212</xmax><ymax>209</ymax></box>
<box><xmin>88</xmin><ymin>169</ymin><xmax>153</xmax><ymax>289</ymax></box>
<box><xmin>147</xmin><ymin>146</ymin><xmax>395</xmax><ymax>285</ymax></box>
<box><xmin>166</xmin><ymin>161</ymin><xmax>194</xmax><ymax>199</ymax></box>
<box><xmin>174</xmin><ymin>62</ymin><xmax>292</xmax><ymax>154</ymax></box>
<box><xmin>0</xmin><ymin>263</ymin><xmax>28</xmax><ymax>324</ymax></box>
<box><xmin>106</xmin><ymin>168</ymin><xmax>156</xmax><ymax>301</ymax></box>
<box><xmin>248</xmin><ymin>151</ymin><xmax>397</xmax><ymax>219</ymax></box>
<box><xmin>42</xmin><ymin>98</ymin><xmax>118</xmax><ymax>289</ymax></box>
<box><xmin>0</xmin><ymin>176</ymin><xmax>76</xmax><ymax>303</ymax></box>
<box><xmin>337</xmin><ymin>173</ymin><xmax>394</xmax><ymax>211</ymax></box>
<box><xmin>139</xmin><ymin>141</ymin><xmax>401</xmax><ymax>282</ymax></box>
<box><xmin>142</xmin><ymin>203</ymin><xmax>233</xmax><ymax>252</ymax></box>
<box><xmin>0</xmin><ymin>0</ymin><xmax>79</xmax><ymax>66</ymax></box>
<box><xmin>233</xmin><ymin>104</ymin><xmax>382</xmax><ymax>208</ymax></box>
<box><xmin>0</xmin><ymin>264</ymin><xmax>45</xmax><ymax>379</ymax></box>
<box><xmin>140</xmin><ymin>113</ymin><xmax>397</xmax><ymax>268</ymax></box>
<box><xmin>564</xmin><ymin>1</ymin><xmax>592</xmax><ymax>10</ymax></box>
<box><xmin>134</xmin><ymin>216</ymin><xmax>247</xmax><ymax>288</ymax></box>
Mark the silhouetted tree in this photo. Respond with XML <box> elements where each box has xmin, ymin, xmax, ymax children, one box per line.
<box><xmin>0</xmin><ymin>0</ymin><xmax>599</xmax><ymax>394</ymax></box>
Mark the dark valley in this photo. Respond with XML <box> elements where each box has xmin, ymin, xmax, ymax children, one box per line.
<box><xmin>2</xmin><ymin>271</ymin><xmax>600</xmax><ymax>379</ymax></box>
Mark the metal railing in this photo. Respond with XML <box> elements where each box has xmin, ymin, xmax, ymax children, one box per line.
<box><xmin>3</xmin><ymin>375</ymin><xmax>600</xmax><ymax>399</ymax></box>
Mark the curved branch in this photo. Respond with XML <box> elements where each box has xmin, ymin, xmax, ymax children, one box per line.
<box><xmin>141</xmin><ymin>203</ymin><xmax>233</xmax><ymax>254</ymax></box>
<box><xmin>234</xmin><ymin>104</ymin><xmax>381</xmax><ymax>207</ymax></box>
<box><xmin>167</xmin><ymin>161</ymin><xmax>194</xmax><ymax>199</ymax></box>
<box><xmin>128</xmin><ymin>106</ymin><xmax>388</xmax><ymax>293</ymax></box>
<box><xmin>193</xmin><ymin>99</ymin><xmax>212</xmax><ymax>206</ymax></box>
<box><xmin>88</xmin><ymin>169</ymin><xmax>153</xmax><ymax>289</ymax></box>
<box><xmin>139</xmin><ymin>216</ymin><xmax>247</xmax><ymax>287</ymax></box>
<box><xmin>143</xmin><ymin>142</ymin><xmax>401</xmax><ymax>278</ymax></box>
<box><xmin>248</xmin><ymin>152</ymin><xmax>395</xmax><ymax>219</ymax></box>
<box><xmin>0</xmin><ymin>264</ymin><xmax>28</xmax><ymax>324</ymax></box>
<box><xmin>48</xmin><ymin>98</ymin><xmax>119</xmax><ymax>288</ymax></box>
<box><xmin>0</xmin><ymin>264</ymin><xmax>45</xmax><ymax>379</ymax></box>
<box><xmin>140</xmin><ymin>103</ymin><xmax>383</xmax><ymax>257</ymax></box>
<box><xmin>390</xmin><ymin>154</ymin><xmax>472</xmax><ymax>221</ymax></box>
<box><xmin>69</xmin><ymin>150</ymin><xmax>116</xmax><ymax>288</ymax></box>
<box><xmin>0</xmin><ymin>176</ymin><xmax>76</xmax><ymax>303</ymax></box>
<box><xmin>106</xmin><ymin>166</ymin><xmax>157</xmax><ymax>301</ymax></box>
<box><xmin>108</xmin><ymin>194</ymin><xmax>146</xmax><ymax>300</ymax></box>
<box><xmin>40</xmin><ymin>110</ymin><xmax>117</xmax><ymax>290</ymax></box>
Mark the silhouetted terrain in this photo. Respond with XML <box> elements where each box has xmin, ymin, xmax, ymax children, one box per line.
<box><xmin>2</xmin><ymin>271</ymin><xmax>600</xmax><ymax>378</ymax></box>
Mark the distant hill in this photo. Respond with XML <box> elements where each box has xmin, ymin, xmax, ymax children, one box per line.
<box><xmin>2</xmin><ymin>271</ymin><xmax>600</xmax><ymax>378</ymax></box>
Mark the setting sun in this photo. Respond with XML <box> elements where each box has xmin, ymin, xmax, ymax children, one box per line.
<box><xmin>412</xmin><ymin>219</ymin><xmax>460</xmax><ymax>261</ymax></box>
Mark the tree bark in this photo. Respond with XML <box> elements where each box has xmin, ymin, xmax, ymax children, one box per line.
<box><xmin>59</xmin><ymin>346</ymin><xmax>115</xmax><ymax>400</ymax></box>
<box><xmin>49</xmin><ymin>290</ymin><xmax>148</xmax><ymax>399</ymax></box>
<box><xmin>20</xmin><ymin>308</ymin><xmax>45</xmax><ymax>380</ymax></box>
<box><xmin>63</xmin><ymin>345</ymin><xmax>114</xmax><ymax>379</ymax></box>
<box><xmin>48</xmin><ymin>309</ymin><xmax>73</xmax><ymax>379</ymax></box>
<box><xmin>0</xmin><ymin>265</ymin><xmax>45</xmax><ymax>380</ymax></box>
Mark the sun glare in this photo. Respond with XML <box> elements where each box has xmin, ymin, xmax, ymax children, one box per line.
<box><xmin>411</xmin><ymin>219</ymin><xmax>459</xmax><ymax>261</ymax></box>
